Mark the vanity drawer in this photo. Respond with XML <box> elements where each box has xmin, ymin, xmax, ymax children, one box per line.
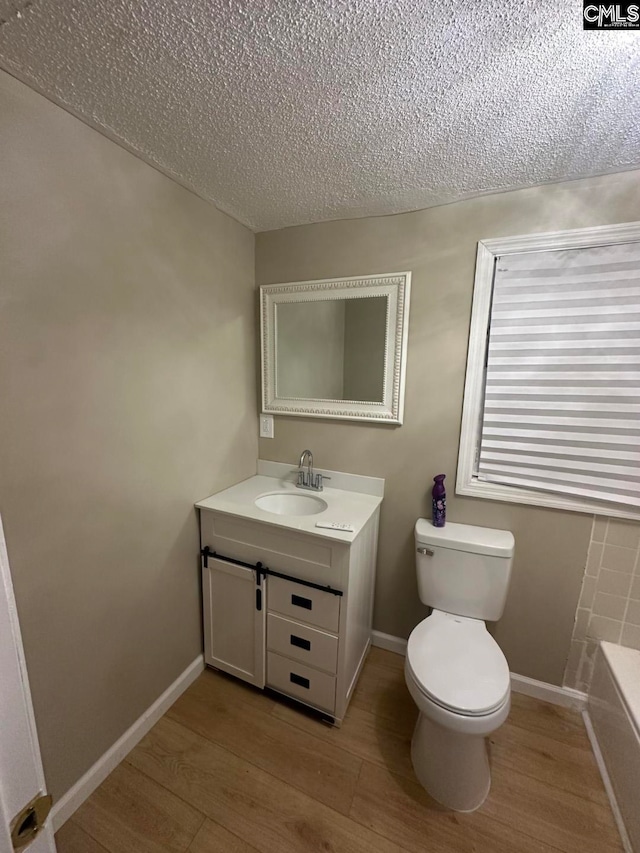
<box><xmin>267</xmin><ymin>613</ymin><xmax>338</xmax><ymax>674</ymax></box>
<box><xmin>266</xmin><ymin>651</ymin><xmax>336</xmax><ymax>713</ymax></box>
<box><xmin>267</xmin><ymin>575</ymin><xmax>341</xmax><ymax>633</ymax></box>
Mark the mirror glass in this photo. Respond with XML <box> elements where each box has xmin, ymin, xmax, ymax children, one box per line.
<box><xmin>276</xmin><ymin>296</ymin><xmax>388</xmax><ymax>402</ymax></box>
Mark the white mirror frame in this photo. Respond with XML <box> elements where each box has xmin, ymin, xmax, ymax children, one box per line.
<box><xmin>260</xmin><ymin>272</ymin><xmax>411</xmax><ymax>424</ymax></box>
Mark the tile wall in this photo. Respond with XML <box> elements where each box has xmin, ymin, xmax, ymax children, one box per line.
<box><xmin>564</xmin><ymin>517</ymin><xmax>640</xmax><ymax>692</ymax></box>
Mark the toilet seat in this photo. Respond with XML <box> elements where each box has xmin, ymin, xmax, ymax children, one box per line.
<box><xmin>406</xmin><ymin>610</ymin><xmax>510</xmax><ymax>717</ymax></box>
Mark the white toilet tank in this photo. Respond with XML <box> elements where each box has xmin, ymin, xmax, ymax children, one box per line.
<box><xmin>415</xmin><ymin>520</ymin><xmax>515</xmax><ymax>621</ymax></box>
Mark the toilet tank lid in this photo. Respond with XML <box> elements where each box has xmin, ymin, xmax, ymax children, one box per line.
<box><xmin>415</xmin><ymin>520</ymin><xmax>515</xmax><ymax>558</ymax></box>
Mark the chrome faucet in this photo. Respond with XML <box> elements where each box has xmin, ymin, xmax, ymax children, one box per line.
<box><xmin>300</xmin><ymin>449</ymin><xmax>313</xmax><ymax>479</ymax></box>
<box><xmin>296</xmin><ymin>449</ymin><xmax>329</xmax><ymax>492</ymax></box>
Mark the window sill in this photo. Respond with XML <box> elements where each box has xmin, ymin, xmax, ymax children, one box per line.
<box><xmin>456</xmin><ymin>475</ymin><xmax>640</xmax><ymax>522</ymax></box>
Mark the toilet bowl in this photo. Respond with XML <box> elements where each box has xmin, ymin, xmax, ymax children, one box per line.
<box><xmin>407</xmin><ymin>520</ymin><xmax>515</xmax><ymax>811</ymax></box>
<box><xmin>405</xmin><ymin>609</ymin><xmax>510</xmax><ymax>811</ymax></box>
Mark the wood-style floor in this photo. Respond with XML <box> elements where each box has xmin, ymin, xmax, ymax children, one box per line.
<box><xmin>55</xmin><ymin>648</ymin><xmax>623</xmax><ymax>853</ymax></box>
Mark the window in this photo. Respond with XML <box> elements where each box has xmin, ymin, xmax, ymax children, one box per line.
<box><xmin>457</xmin><ymin>221</ymin><xmax>640</xmax><ymax>521</ymax></box>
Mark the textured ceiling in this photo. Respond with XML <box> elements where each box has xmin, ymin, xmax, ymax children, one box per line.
<box><xmin>0</xmin><ymin>1</ymin><xmax>639</xmax><ymax>231</ymax></box>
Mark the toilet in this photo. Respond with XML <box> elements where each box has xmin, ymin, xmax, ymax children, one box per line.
<box><xmin>405</xmin><ymin>519</ymin><xmax>515</xmax><ymax>812</ymax></box>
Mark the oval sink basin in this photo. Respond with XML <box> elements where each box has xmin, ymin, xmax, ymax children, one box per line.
<box><xmin>255</xmin><ymin>492</ymin><xmax>328</xmax><ymax>516</ymax></box>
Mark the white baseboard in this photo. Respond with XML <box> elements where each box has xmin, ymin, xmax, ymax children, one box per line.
<box><xmin>509</xmin><ymin>673</ymin><xmax>587</xmax><ymax>711</ymax></box>
<box><xmin>582</xmin><ymin>709</ymin><xmax>633</xmax><ymax>853</ymax></box>
<box><xmin>371</xmin><ymin>630</ymin><xmax>407</xmax><ymax>656</ymax></box>
<box><xmin>371</xmin><ymin>630</ymin><xmax>587</xmax><ymax>711</ymax></box>
<box><xmin>51</xmin><ymin>654</ymin><xmax>204</xmax><ymax>831</ymax></box>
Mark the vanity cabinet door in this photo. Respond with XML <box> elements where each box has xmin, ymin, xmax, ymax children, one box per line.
<box><xmin>202</xmin><ymin>557</ymin><xmax>265</xmax><ymax>688</ymax></box>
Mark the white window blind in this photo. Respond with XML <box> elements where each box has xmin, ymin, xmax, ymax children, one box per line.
<box><xmin>477</xmin><ymin>242</ymin><xmax>640</xmax><ymax>509</ymax></box>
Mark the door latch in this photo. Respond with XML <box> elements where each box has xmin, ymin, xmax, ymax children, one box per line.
<box><xmin>10</xmin><ymin>793</ymin><xmax>52</xmax><ymax>850</ymax></box>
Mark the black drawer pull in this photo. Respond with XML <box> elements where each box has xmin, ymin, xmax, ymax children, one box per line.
<box><xmin>291</xmin><ymin>594</ymin><xmax>312</xmax><ymax>610</ymax></box>
<box><xmin>256</xmin><ymin>589</ymin><xmax>262</xmax><ymax>611</ymax></box>
<box><xmin>290</xmin><ymin>634</ymin><xmax>311</xmax><ymax>651</ymax></box>
<box><xmin>290</xmin><ymin>672</ymin><xmax>310</xmax><ymax>689</ymax></box>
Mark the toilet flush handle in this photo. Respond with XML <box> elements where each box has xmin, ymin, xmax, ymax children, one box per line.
<box><xmin>416</xmin><ymin>547</ymin><xmax>434</xmax><ymax>556</ymax></box>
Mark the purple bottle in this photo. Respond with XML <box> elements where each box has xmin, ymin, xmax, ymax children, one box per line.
<box><xmin>432</xmin><ymin>474</ymin><xmax>446</xmax><ymax>528</ymax></box>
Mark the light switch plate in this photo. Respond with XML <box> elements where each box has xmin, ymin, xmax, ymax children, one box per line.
<box><xmin>259</xmin><ymin>413</ymin><xmax>274</xmax><ymax>439</ymax></box>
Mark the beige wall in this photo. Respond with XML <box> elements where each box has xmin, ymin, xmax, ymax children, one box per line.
<box><xmin>257</xmin><ymin>169</ymin><xmax>640</xmax><ymax>686</ymax></box>
<box><xmin>0</xmin><ymin>71</ymin><xmax>257</xmax><ymax>800</ymax></box>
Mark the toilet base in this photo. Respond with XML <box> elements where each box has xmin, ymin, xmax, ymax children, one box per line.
<box><xmin>411</xmin><ymin>712</ymin><xmax>491</xmax><ymax>812</ymax></box>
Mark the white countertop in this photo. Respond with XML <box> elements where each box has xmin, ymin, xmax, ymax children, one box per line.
<box><xmin>196</xmin><ymin>472</ymin><xmax>383</xmax><ymax>543</ymax></box>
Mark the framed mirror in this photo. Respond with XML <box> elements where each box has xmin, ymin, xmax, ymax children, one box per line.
<box><xmin>260</xmin><ymin>272</ymin><xmax>411</xmax><ymax>423</ymax></box>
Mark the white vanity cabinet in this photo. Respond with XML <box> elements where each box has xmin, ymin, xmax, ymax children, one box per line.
<box><xmin>199</xmin><ymin>507</ymin><xmax>380</xmax><ymax>724</ymax></box>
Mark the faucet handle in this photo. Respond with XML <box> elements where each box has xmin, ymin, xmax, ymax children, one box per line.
<box><xmin>314</xmin><ymin>473</ymin><xmax>330</xmax><ymax>490</ymax></box>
